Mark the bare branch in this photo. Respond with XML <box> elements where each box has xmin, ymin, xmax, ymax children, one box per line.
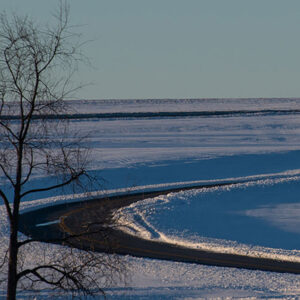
<box><xmin>0</xmin><ymin>163</ymin><xmax>15</xmax><ymax>187</ymax></box>
<box><xmin>0</xmin><ymin>188</ymin><xmax>12</xmax><ymax>221</ymax></box>
<box><xmin>20</xmin><ymin>170</ymin><xmax>85</xmax><ymax>198</ymax></box>
<box><xmin>17</xmin><ymin>225</ymin><xmax>112</xmax><ymax>249</ymax></box>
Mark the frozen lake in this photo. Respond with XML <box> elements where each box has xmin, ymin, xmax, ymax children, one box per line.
<box><xmin>1</xmin><ymin>98</ymin><xmax>300</xmax><ymax>298</ymax></box>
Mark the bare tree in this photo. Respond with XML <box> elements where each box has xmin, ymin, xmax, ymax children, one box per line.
<box><xmin>0</xmin><ymin>3</ymin><xmax>125</xmax><ymax>299</ymax></box>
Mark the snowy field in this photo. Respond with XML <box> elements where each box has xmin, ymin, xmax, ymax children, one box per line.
<box><xmin>1</xmin><ymin>98</ymin><xmax>300</xmax><ymax>299</ymax></box>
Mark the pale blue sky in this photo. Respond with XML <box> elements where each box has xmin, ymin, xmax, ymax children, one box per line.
<box><xmin>2</xmin><ymin>0</ymin><xmax>300</xmax><ymax>99</ymax></box>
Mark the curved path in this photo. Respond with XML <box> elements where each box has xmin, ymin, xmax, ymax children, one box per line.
<box><xmin>19</xmin><ymin>182</ymin><xmax>300</xmax><ymax>275</ymax></box>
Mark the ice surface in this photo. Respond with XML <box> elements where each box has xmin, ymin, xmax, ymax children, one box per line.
<box><xmin>1</xmin><ymin>98</ymin><xmax>300</xmax><ymax>298</ymax></box>
<box><xmin>243</xmin><ymin>203</ymin><xmax>300</xmax><ymax>234</ymax></box>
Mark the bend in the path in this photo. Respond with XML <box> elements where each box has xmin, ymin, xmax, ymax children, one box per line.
<box><xmin>19</xmin><ymin>181</ymin><xmax>300</xmax><ymax>275</ymax></box>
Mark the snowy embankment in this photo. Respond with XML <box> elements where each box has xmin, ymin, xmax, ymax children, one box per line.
<box><xmin>115</xmin><ymin>173</ymin><xmax>300</xmax><ymax>262</ymax></box>
<box><xmin>1</xmin><ymin>98</ymin><xmax>300</xmax><ymax>298</ymax></box>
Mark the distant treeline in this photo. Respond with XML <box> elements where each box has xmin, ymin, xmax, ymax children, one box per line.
<box><xmin>1</xmin><ymin>110</ymin><xmax>300</xmax><ymax>120</ymax></box>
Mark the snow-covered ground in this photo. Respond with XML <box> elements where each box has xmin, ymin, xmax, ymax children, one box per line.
<box><xmin>1</xmin><ymin>98</ymin><xmax>300</xmax><ymax>298</ymax></box>
<box><xmin>67</xmin><ymin>97</ymin><xmax>300</xmax><ymax>113</ymax></box>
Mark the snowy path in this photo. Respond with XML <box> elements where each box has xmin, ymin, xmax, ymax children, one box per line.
<box><xmin>19</xmin><ymin>181</ymin><xmax>300</xmax><ymax>275</ymax></box>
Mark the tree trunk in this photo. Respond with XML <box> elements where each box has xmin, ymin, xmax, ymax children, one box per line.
<box><xmin>7</xmin><ymin>147</ymin><xmax>22</xmax><ymax>300</ymax></box>
<box><xmin>7</xmin><ymin>223</ymin><xmax>19</xmax><ymax>300</ymax></box>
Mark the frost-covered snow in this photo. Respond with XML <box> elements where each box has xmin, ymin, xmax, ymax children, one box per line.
<box><xmin>1</xmin><ymin>98</ymin><xmax>300</xmax><ymax>299</ymax></box>
<box><xmin>66</xmin><ymin>98</ymin><xmax>300</xmax><ymax>114</ymax></box>
<box><xmin>104</xmin><ymin>256</ymin><xmax>300</xmax><ymax>299</ymax></box>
